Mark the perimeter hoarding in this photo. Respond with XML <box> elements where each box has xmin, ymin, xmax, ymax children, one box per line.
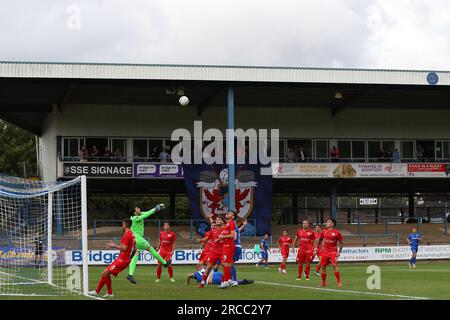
<box><xmin>272</xmin><ymin>163</ymin><xmax>450</xmax><ymax>178</ymax></box>
<box><xmin>66</xmin><ymin>245</ymin><xmax>450</xmax><ymax>265</ymax></box>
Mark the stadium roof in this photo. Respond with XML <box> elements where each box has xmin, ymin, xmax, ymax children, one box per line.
<box><xmin>1</xmin><ymin>61</ymin><xmax>450</xmax><ymax>85</ymax></box>
<box><xmin>1</xmin><ymin>61</ymin><xmax>450</xmax><ymax>135</ymax></box>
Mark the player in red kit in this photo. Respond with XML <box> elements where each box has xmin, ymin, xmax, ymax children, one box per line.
<box><xmin>88</xmin><ymin>218</ymin><xmax>136</xmax><ymax>298</ymax></box>
<box><xmin>312</xmin><ymin>224</ymin><xmax>323</xmax><ymax>276</ymax></box>
<box><xmin>155</xmin><ymin>222</ymin><xmax>176</xmax><ymax>283</ymax></box>
<box><xmin>199</xmin><ymin>216</ymin><xmax>224</xmax><ymax>288</ymax></box>
<box><xmin>293</xmin><ymin>219</ymin><xmax>316</xmax><ymax>281</ymax></box>
<box><xmin>217</xmin><ymin>211</ymin><xmax>236</xmax><ymax>289</ymax></box>
<box><xmin>197</xmin><ymin>221</ymin><xmax>217</xmax><ymax>270</ymax></box>
<box><xmin>314</xmin><ymin>218</ymin><xmax>344</xmax><ymax>287</ymax></box>
<box><xmin>277</xmin><ymin>230</ymin><xmax>293</xmax><ymax>274</ymax></box>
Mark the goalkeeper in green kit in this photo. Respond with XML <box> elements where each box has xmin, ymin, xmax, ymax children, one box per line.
<box><xmin>126</xmin><ymin>203</ymin><xmax>171</xmax><ymax>284</ymax></box>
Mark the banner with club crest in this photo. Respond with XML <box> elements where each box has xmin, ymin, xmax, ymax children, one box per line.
<box><xmin>183</xmin><ymin>164</ymin><xmax>272</xmax><ymax>236</ymax></box>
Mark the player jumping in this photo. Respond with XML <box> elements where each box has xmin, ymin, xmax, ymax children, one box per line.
<box><xmin>407</xmin><ymin>226</ymin><xmax>422</xmax><ymax>269</ymax></box>
<box><xmin>217</xmin><ymin>211</ymin><xmax>237</xmax><ymax>289</ymax></box>
<box><xmin>314</xmin><ymin>218</ymin><xmax>344</xmax><ymax>287</ymax></box>
<box><xmin>293</xmin><ymin>219</ymin><xmax>316</xmax><ymax>280</ymax></box>
<box><xmin>277</xmin><ymin>230</ymin><xmax>293</xmax><ymax>274</ymax></box>
<box><xmin>88</xmin><ymin>218</ymin><xmax>136</xmax><ymax>298</ymax></box>
<box><xmin>312</xmin><ymin>224</ymin><xmax>323</xmax><ymax>276</ymax></box>
<box><xmin>199</xmin><ymin>216</ymin><xmax>224</xmax><ymax>288</ymax></box>
<box><xmin>126</xmin><ymin>204</ymin><xmax>170</xmax><ymax>284</ymax></box>
<box><xmin>197</xmin><ymin>221</ymin><xmax>216</xmax><ymax>270</ymax></box>
<box><xmin>155</xmin><ymin>222</ymin><xmax>176</xmax><ymax>282</ymax></box>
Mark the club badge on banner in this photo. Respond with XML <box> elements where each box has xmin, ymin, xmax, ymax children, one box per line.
<box><xmin>183</xmin><ymin>164</ymin><xmax>272</xmax><ymax>236</ymax></box>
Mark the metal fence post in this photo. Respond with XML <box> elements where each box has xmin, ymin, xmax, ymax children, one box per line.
<box><xmin>444</xmin><ymin>212</ymin><xmax>448</xmax><ymax>236</ymax></box>
<box><xmin>364</xmin><ymin>235</ymin><xmax>367</xmax><ymax>247</ymax></box>
<box><xmin>385</xmin><ymin>216</ymin><xmax>389</xmax><ymax>234</ymax></box>
<box><xmin>357</xmin><ymin>216</ymin><xmax>361</xmax><ymax>234</ymax></box>
<box><xmin>93</xmin><ymin>220</ymin><xmax>97</xmax><ymax>240</ymax></box>
<box><xmin>396</xmin><ymin>234</ymin><xmax>400</xmax><ymax>246</ymax></box>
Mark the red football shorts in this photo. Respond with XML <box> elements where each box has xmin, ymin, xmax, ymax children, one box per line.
<box><xmin>199</xmin><ymin>250</ymin><xmax>210</xmax><ymax>264</ymax></box>
<box><xmin>281</xmin><ymin>250</ymin><xmax>290</xmax><ymax>259</ymax></box>
<box><xmin>221</xmin><ymin>244</ymin><xmax>235</xmax><ymax>264</ymax></box>
<box><xmin>107</xmin><ymin>258</ymin><xmax>130</xmax><ymax>277</ymax></box>
<box><xmin>207</xmin><ymin>252</ymin><xmax>222</xmax><ymax>265</ymax></box>
<box><xmin>158</xmin><ymin>250</ymin><xmax>172</xmax><ymax>264</ymax></box>
<box><xmin>297</xmin><ymin>250</ymin><xmax>313</xmax><ymax>264</ymax></box>
<box><xmin>320</xmin><ymin>252</ymin><xmax>338</xmax><ymax>266</ymax></box>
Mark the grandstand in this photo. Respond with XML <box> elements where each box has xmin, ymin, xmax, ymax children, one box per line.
<box><xmin>1</xmin><ymin>61</ymin><xmax>450</xmax><ymax>250</ymax></box>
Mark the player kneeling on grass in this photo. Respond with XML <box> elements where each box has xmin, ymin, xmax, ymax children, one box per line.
<box><xmin>314</xmin><ymin>218</ymin><xmax>344</xmax><ymax>287</ymax></box>
<box><xmin>293</xmin><ymin>219</ymin><xmax>316</xmax><ymax>280</ymax></box>
<box><xmin>155</xmin><ymin>222</ymin><xmax>176</xmax><ymax>282</ymax></box>
<box><xmin>277</xmin><ymin>230</ymin><xmax>293</xmax><ymax>274</ymax></box>
<box><xmin>187</xmin><ymin>268</ymin><xmax>253</xmax><ymax>286</ymax></box>
<box><xmin>407</xmin><ymin>226</ymin><xmax>422</xmax><ymax>269</ymax></box>
<box><xmin>89</xmin><ymin>218</ymin><xmax>136</xmax><ymax>298</ymax></box>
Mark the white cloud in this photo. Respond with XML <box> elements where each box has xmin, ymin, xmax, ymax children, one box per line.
<box><xmin>0</xmin><ymin>0</ymin><xmax>449</xmax><ymax>70</ymax></box>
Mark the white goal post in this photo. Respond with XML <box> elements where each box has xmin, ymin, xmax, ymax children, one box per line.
<box><xmin>0</xmin><ymin>174</ymin><xmax>88</xmax><ymax>297</ymax></box>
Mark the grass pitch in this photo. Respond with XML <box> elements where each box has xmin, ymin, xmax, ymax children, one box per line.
<box><xmin>1</xmin><ymin>260</ymin><xmax>449</xmax><ymax>300</ymax></box>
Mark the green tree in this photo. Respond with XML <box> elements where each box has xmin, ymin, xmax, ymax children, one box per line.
<box><xmin>0</xmin><ymin>119</ymin><xmax>37</xmax><ymax>177</ymax></box>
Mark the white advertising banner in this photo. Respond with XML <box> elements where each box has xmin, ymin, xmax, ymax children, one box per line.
<box><xmin>66</xmin><ymin>245</ymin><xmax>450</xmax><ymax>265</ymax></box>
<box><xmin>272</xmin><ymin>163</ymin><xmax>330</xmax><ymax>178</ymax></box>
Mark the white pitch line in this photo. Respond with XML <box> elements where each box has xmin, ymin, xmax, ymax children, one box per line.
<box><xmin>255</xmin><ymin>281</ymin><xmax>430</xmax><ymax>300</ymax></box>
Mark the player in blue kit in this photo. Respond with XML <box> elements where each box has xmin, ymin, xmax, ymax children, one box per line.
<box><xmin>407</xmin><ymin>227</ymin><xmax>422</xmax><ymax>269</ymax></box>
<box><xmin>256</xmin><ymin>234</ymin><xmax>270</xmax><ymax>269</ymax></box>
<box><xmin>186</xmin><ymin>269</ymin><xmax>253</xmax><ymax>286</ymax></box>
<box><xmin>230</xmin><ymin>217</ymin><xmax>242</xmax><ymax>286</ymax></box>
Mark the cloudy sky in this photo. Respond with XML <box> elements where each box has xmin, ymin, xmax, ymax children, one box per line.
<box><xmin>1</xmin><ymin>0</ymin><xmax>450</xmax><ymax>70</ymax></box>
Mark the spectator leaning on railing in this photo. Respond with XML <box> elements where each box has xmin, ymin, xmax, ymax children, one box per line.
<box><xmin>330</xmin><ymin>145</ymin><xmax>339</xmax><ymax>162</ymax></box>
<box><xmin>79</xmin><ymin>145</ymin><xmax>88</xmax><ymax>162</ymax></box>
<box><xmin>103</xmin><ymin>146</ymin><xmax>112</xmax><ymax>162</ymax></box>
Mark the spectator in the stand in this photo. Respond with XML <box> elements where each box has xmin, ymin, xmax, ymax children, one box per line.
<box><xmin>79</xmin><ymin>145</ymin><xmax>88</xmax><ymax>162</ymax></box>
<box><xmin>159</xmin><ymin>146</ymin><xmax>171</xmax><ymax>163</ymax></box>
<box><xmin>287</xmin><ymin>145</ymin><xmax>296</xmax><ymax>162</ymax></box>
<box><xmin>114</xmin><ymin>147</ymin><xmax>122</xmax><ymax>162</ymax></box>
<box><xmin>417</xmin><ymin>145</ymin><xmax>424</xmax><ymax>161</ymax></box>
<box><xmin>90</xmin><ymin>145</ymin><xmax>99</xmax><ymax>161</ymax></box>
<box><xmin>385</xmin><ymin>149</ymin><xmax>393</xmax><ymax>162</ymax></box>
<box><xmin>378</xmin><ymin>148</ymin><xmax>386</xmax><ymax>162</ymax></box>
<box><xmin>239</xmin><ymin>219</ymin><xmax>255</xmax><ymax>237</ymax></box>
<box><xmin>298</xmin><ymin>147</ymin><xmax>306</xmax><ymax>162</ymax></box>
<box><xmin>330</xmin><ymin>145</ymin><xmax>340</xmax><ymax>162</ymax></box>
<box><xmin>392</xmin><ymin>148</ymin><xmax>401</xmax><ymax>163</ymax></box>
<box><xmin>103</xmin><ymin>146</ymin><xmax>112</xmax><ymax>161</ymax></box>
<box><xmin>150</xmin><ymin>147</ymin><xmax>159</xmax><ymax>161</ymax></box>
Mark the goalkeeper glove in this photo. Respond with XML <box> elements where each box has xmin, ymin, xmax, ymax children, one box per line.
<box><xmin>155</xmin><ymin>203</ymin><xmax>165</xmax><ymax>212</ymax></box>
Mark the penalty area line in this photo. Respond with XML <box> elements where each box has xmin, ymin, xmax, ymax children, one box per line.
<box><xmin>255</xmin><ymin>281</ymin><xmax>430</xmax><ymax>300</ymax></box>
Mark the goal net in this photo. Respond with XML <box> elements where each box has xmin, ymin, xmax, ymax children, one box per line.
<box><xmin>0</xmin><ymin>174</ymin><xmax>88</xmax><ymax>297</ymax></box>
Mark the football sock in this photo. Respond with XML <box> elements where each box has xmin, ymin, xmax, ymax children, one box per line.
<box><xmin>128</xmin><ymin>252</ymin><xmax>139</xmax><ymax>276</ymax></box>
<box><xmin>156</xmin><ymin>265</ymin><xmax>162</xmax><ymax>279</ymax></box>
